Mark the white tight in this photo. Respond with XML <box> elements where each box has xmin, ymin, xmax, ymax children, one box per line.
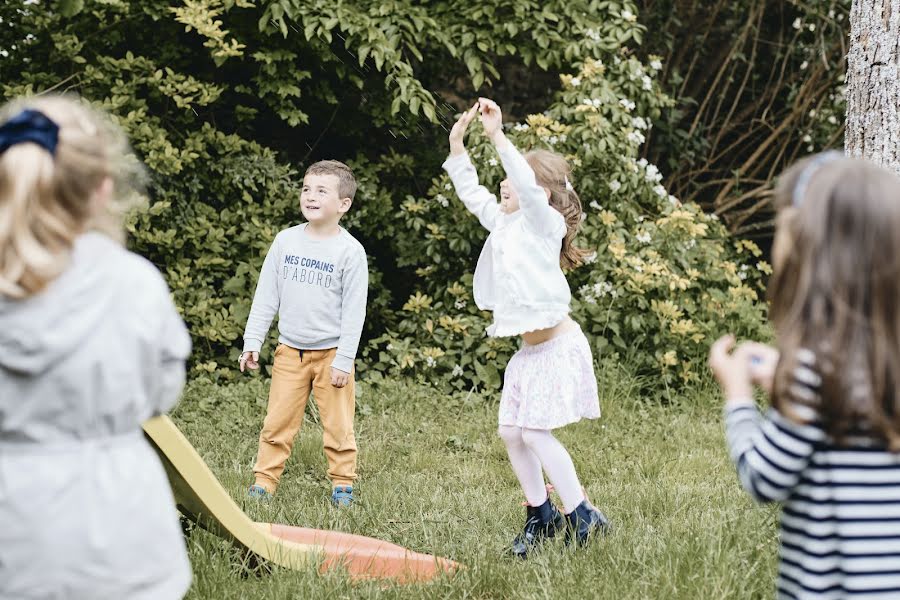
<box><xmin>497</xmin><ymin>425</ymin><xmax>585</xmax><ymax>514</ymax></box>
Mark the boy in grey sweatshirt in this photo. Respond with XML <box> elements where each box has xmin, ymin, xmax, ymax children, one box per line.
<box><xmin>239</xmin><ymin>160</ymin><xmax>368</xmax><ymax>506</ymax></box>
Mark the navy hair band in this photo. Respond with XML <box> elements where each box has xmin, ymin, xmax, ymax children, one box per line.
<box><xmin>0</xmin><ymin>109</ymin><xmax>60</xmax><ymax>157</ymax></box>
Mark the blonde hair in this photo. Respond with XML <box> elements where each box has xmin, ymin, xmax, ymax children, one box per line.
<box><xmin>0</xmin><ymin>94</ymin><xmax>144</xmax><ymax>299</ymax></box>
<box><xmin>524</xmin><ymin>149</ymin><xmax>588</xmax><ymax>269</ymax></box>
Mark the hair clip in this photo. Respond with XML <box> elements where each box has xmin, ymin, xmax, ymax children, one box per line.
<box><xmin>791</xmin><ymin>150</ymin><xmax>843</xmax><ymax>207</ymax></box>
<box><xmin>564</xmin><ymin>176</ymin><xmax>574</xmax><ymax>191</ymax></box>
<box><xmin>0</xmin><ymin>109</ymin><xmax>60</xmax><ymax>157</ymax></box>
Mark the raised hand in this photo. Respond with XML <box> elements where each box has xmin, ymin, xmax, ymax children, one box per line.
<box><xmin>478</xmin><ymin>97</ymin><xmax>504</xmax><ymax>143</ymax></box>
<box><xmin>448</xmin><ymin>103</ymin><xmax>479</xmax><ymax>156</ymax></box>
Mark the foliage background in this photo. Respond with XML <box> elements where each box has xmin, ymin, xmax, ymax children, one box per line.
<box><xmin>0</xmin><ymin>0</ymin><xmax>847</xmax><ymax>392</ymax></box>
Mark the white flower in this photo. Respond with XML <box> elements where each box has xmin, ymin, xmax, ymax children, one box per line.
<box><xmin>642</xmin><ymin>75</ymin><xmax>653</xmax><ymax>90</ymax></box>
<box><xmin>585</xmin><ymin>29</ymin><xmax>601</xmax><ymax>41</ymax></box>
<box><xmin>828</xmin><ymin>9</ymin><xmax>835</xmax><ymax>18</ymax></box>
<box><xmin>637</xmin><ymin>158</ymin><xmax>649</xmax><ymax>168</ymax></box>
<box><xmin>454</xmin><ymin>299</ymin><xmax>467</xmax><ymax>309</ymax></box>
<box><xmin>622</xmin><ymin>9</ymin><xmax>636</xmax><ymax>22</ymax></box>
<box><xmin>636</xmin><ymin>232</ymin><xmax>652</xmax><ymax>244</ymax></box>
<box><xmin>488</xmin><ymin>158</ymin><xmax>498</xmax><ymax>167</ymax></box>
<box><xmin>444</xmin><ymin>182</ymin><xmax>453</xmax><ymax>190</ymax></box>
<box><xmin>645</xmin><ymin>164</ymin><xmax>661</xmax><ymax>182</ymax></box>
<box><xmin>584</xmin><ymin>252</ymin><xmax>598</xmax><ymax>264</ymax></box>
<box><xmin>802</xmin><ymin>134</ymin><xmax>812</xmax><ymax>143</ymax></box>
<box><xmin>513</xmin><ymin>123</ymin><xmax>529</xmax><ymax>132</ymax></box>
<box><xmin>594</xmin><ymin>58</ymin><xmax>604</xmax><ymax>68</ymax></box>
<box><xmin>386</xmin><ymin>343</ymin><xmax>394</xmax><ymax>350</ymax></box>
<box><xmin>549</xmin><ymin>135</ymin><xmax>559</xmax><ymax>145</ymax></box>
<box><xmin>807</xmin><ymin>144</ymin><xmax>814</xmax><ymax>152</ymax></box>
<box><xmin>627</xmin><ymin>130</ymin><xmax>645</xmax><ymax>144</ymax></box>
<box><xmin>650</xmin><ymin>59</ymin><xmax>662</xmax><ymax>71</ymax></box>
<box><xmin>451</xmin><ymin>364</ymin><xmax>464</xmax><ymax>377</ymax></box>
<box><xmin>738</xmin><ymin>271</ymin><xmax>748</xmax><ymax>280</ymax></box>
<box><xmin>570</xmin><ymin>77</ymin><xmax>582</xmax><ymax>87</ymax></box>
<box><xmin>637</xmin><ymin>215</ymin><xmax>646</xmax><ymax>222</ymax></box>
<box><xmin>435</xmin><ymin>193</ymin><xmax>449</xmax><ymax>207</ymax></box>
<box><xmin>687</xmin><ymin>239</ymin><xmax>697</xmax><ymax>249</ymax></box>
<box><xmin>0</xmin><ymin>50</ymin><xmax>7</xmax><ymax>58</ymax></box>
<box><xmin>425</xmin><ymin>356</ymin><xmax>436</xmax><ymax>368</ymax></box>
<box><xmin>800</xmin><ymin>61</ymin><xmax>808</xmax><ymax>70</ymax></box>
<box><xmin>619</xmin><ymin>98</ymin><xmax>635</xmax><ymax>111</ymax></box>
<box><xmin>589</xmin><ymin>200</ymin><xmax>602</xmax><ymax>210</ymax></box>
<box><xmin>609</xmin><ymin>180</ymin><xmax>622</xmax><ymax>192</ymax></box>
<box><xmin>668</xmin><ymin>194</ymin><xmax>680</xmax><ymax>206</ymax></box>
<box><xmin>559</xmin><ymin>134</ymin><xmax>567</xmax><ymax>142</ymax></box>
<box><xmin>653</xmin><ymin>184</ymin><xmax>667</xmax><ymax>197</ymax></box>
<box><xmin>792</xmin><ymin>17</ymin><xmax>802</xmax><ymax>30</ymax></box>
<box><xmin>808</xmin><ymin>23</ymin><xmax>816</xmax><ymax>32</ymax></box>
<box><xmin>808</xmin><ymin>109</ymin><xmax>817</xmax><ymax>118</ymax></box>
<box><xmin>827</xmin><ymin>115</ymin><xmax>838</xmax><ymax>125</ymax></box>
<box><xmin>837</xmin><ymin>13</ymin><xmax>844</xmax><ymax>21</ymax></box>
<box><xmin>632</xmin><ymin>116</ymin><xmax>648</xmax><ymax>130</ymax></box>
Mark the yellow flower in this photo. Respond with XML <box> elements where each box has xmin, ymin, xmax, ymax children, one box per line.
<box><xmin>447</xmin><ymin>282</ymin><xmax>468</xmax><ymax>297</ymax></box>
<box><xmin>439</xmin><ymin>315</ymin><xmax>468</xmax><ymax>334</ymax></box>
<box><xmin>736</xmin><ymin>239</ymin><xmax>763</xmax><ymax>257</ymax></box>
<box><xmin>422</xmin><ymin>347</ymin><xmax>446</xmax><ymax>360</ymax></box>
<box><xmin>399</xmin><ymin>354</ymin><xmax>416</xmax><ymax>369</ymax></box>
<box><xmin>415</xmin><ymin>266</ymin><xmax>435</xmax><ymax>277</ymax></box>
<box><xmin>756</xmin><ymin>261</ymin><xmax>773</xmax><ymax>275</ymax></box>
<box><xmin>401</xmin><ymin>198</ymin><xmax>427</xmax><ymax>214</ymax></box>
<box><xmin>599</xmin><ymin>210</ymin><xmax>617</xmax><ymax>226</ymax></box>
<box><xmin>668</xmin><ymin>275</ymin><xmax>690</xmax><ymax>291</ymax></box>
<box><xmin>651</xmin><ymin>299</ymin><xmax>683</xmax><ymax>322</ymax></box>
<box><xmin>661</xmin><ymin>350</ymin><xmax>678</xmax><ymax>367</ymax></box>
<box><xmin>686</xmin><ymin>268</ymin><xmax>701</xmax><ymax>280</ymax></box>
<box><xmin>402</xmin><ymin>292</ymin><xmax>433</xmax><ymax>313</ymax></box>
<box><xmin>670</xmin><ymin>319</ymin><xmax>698</xmax><ymax>337</ymax></box>
<box><xmin>608</xmin><ymin>240</ymin><xmax>627</xmax><ymax>260</ymax></box>
<box><xmin>425</xmin><ymin>223</ymin><xmax>445</xmax><ymax>240</ymax></box>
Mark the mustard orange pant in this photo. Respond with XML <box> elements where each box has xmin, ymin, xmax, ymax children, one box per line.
<box><xmin>253</xmin><ymin>344</ymin><xmax>357</xmax><ymax>492</ymax></box>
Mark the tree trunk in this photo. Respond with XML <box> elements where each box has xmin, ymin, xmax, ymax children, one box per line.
<box><xmin>845</xmin><ymin>0</ymin><xmax>900</xmax><ymax>174</ymax></box>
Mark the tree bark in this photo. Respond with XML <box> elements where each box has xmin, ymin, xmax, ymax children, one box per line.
<box><xmin>845</xmin><ymin>0</ymin><xmax>900</xmax><ymax>174</ymax></box>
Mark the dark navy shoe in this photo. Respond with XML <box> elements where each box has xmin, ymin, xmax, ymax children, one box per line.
<box><xmin>564</xmin><ymin>500</ymin><xmax>611</xmax><ymax>546</ymax></box>
<box><xmin>331</xmin><ymin>485</ymin><xmax>354</xmax><ymax>507</ymax></box>
<box><xmin>510</xmin><ymin>497</ymin><xmax>565</xmax><ymax>558</ymax></box>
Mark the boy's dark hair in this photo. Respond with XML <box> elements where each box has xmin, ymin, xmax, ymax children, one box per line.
<box><xmin>769</xmin><ymin>154</ymin><xmax>900</xmax><ymax>449</ymax></box>
<box><xmin>305</xmin><ymin>160</ymin><xmax>357</xmax><ymax>201</ymax></box>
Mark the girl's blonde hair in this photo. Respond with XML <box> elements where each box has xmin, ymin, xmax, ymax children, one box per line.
<box><xmin>769</xmin><ymin>153</ymin><xmax>900</xmax><ymax>449</ymax></box>
<box><xmin>524</xmin><ymin>149</ymin><xmax>588</xmax><ymax>269</ymax></box>
<box><xmin>0</xmin><ymin>94</ymin><xmax>144</xmax><ymax>299</ymax></box>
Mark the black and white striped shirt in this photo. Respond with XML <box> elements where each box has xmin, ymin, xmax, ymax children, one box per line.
<box><xmin>725</xmin><ymin>354</ymin><xmax>900</xmax><ymax>599</ymax></box>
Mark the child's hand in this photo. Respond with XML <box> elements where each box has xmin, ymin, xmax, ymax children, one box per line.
<box><xmin>239</xmin><ymin>351</ymin><xmax>259</xmax><ymax>372</ymax></box>
<box><xmin>708</xmin><ymin>335</ymin><xmax>754</xmax><ymax>403</ymax></box>
<box><xmin>478</xmin><ymin>98</ymin><xmax>506</xmax><ymax>147</ymax></box>
<box><xmin>331</xmin><ymin>367</ymin><xmax>350</xmax><ymax>388</ymax></box>
<box><xmin>743</xmin><ymin>341</ymin><xmax>780</xmax><ymax>394</ymax></box>
<box><xmin>448</xmin><ymin>103</ymin><xmax>478</xmax><ymax>156</ymax></box>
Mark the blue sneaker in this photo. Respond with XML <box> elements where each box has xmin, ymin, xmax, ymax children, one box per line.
<box><xmin>247</xmin><ymin>484</ymin><xmax>272</xmax><ymax>501</ymax></box>
<box><xmin>331</xmin><ymin>485</ymin><xmax>354</xmax><ymax>507</ymax></box>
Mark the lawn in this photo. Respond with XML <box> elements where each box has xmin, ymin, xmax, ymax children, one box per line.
<box><xmin>171</xmin><ymin>363</ymin><xmax>778</xmax><ymax>599</ymax></box>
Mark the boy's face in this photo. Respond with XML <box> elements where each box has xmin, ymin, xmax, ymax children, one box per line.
<box><xmin>301</xmin><ymin>173</ymin><xmax>351</xmax><ymax>225</ymax></box>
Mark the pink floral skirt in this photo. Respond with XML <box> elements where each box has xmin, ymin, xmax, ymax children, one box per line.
<box><xmin>498</xmin><ymin>327</ymin><xmax>601</xmax><ymax>430</ymax></box>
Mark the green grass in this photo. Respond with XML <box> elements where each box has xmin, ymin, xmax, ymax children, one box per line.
<box><xmin>171</xmin><ymin>364</ymin><xmax>779</xmax><ymax>599</ymax></box>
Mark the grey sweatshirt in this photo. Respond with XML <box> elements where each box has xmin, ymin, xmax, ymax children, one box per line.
<box><xmin>242</xmin><ymin>224</ymin><xmax>368</xmax><ymax>373</ymax></box>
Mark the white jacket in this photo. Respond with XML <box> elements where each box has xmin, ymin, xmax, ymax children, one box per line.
<box><xmin>0</xmin><ymin>232</ymin><xmax>192</xmax><ymax>599</ymax></box>
<box><xmin>443</xmin><ymin>144</ymin><xmax>571</xmax><ymax>337</ymax></box>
